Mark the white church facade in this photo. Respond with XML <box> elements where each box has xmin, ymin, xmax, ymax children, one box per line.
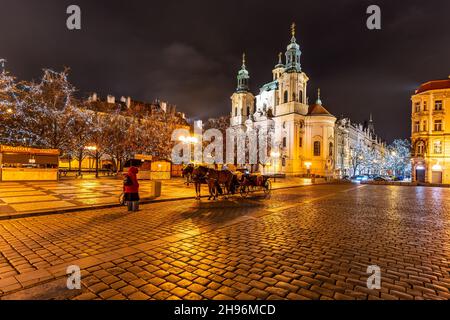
<box><xmin>230</xmin><ymin>24</ymin><xmax>337</xmax><ymax>177</ymax></box>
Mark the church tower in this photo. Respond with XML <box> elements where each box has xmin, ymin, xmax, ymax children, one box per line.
<box><xmin>231</xmin><ymin>53</ymin><xmax>255</xmax><ymax>127</ymax></box>
<box><xmin>285</xmin><ymin>23</ymin><xmax>302</xmax><ymax>73</ymax></box>
<box><xmin>272</xmin><ymin>52</ymin><xmax>285</xmax><ymax>81</ymax></box>
<box><xmin>276</xmin><ymin>23</ymin><xmax>309</xmax><ymax>116</ymax></box>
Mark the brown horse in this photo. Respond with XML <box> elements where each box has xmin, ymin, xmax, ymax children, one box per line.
<box><xmin>206</xmin><ymin>169</ymin><xmax>236</xmax><ymax>200</ymax></box>
<box><xmin>182</xmin><ymin>164</ymin><xmax>194</xmax><ymax>186</ymax></box>
<box><xmin>191</xmin><ymin>166</ymin><xmax>209</xmax><ymax>200</ymax></box>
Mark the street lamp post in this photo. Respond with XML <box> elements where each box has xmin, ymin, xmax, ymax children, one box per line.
<box><xmin>304</xmin><ymin>162</ymin><xmax>312</xmax><ymax>178</ymax></box>
<box><xmin>179</xmin><ymin>135</ymin><xmax>199</xmax><ymax>164</ymax></box>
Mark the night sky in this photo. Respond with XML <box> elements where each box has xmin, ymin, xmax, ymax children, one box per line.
<box><xmin>1</xmin><ymin>0</ymin><xmax>449</xmax><ymax>142</ymax></box>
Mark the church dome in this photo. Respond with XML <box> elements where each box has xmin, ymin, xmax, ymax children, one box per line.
<box><xmin>308</xmin><ymin>89</ymin><xmax>333</xmax><ymax>116</ymax></box>
<box><xmin>308</xmin><ymin>103</ymin><xmax>333</xmax><ymax>116</ymax></box>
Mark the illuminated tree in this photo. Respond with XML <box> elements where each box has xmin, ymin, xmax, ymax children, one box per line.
<box><xmin>350</xmin><ymin>143</ymin><xmax>368</xmax><ymax>176</ymax></box>
<box><xmin>66</xmin><ymin>107</ymin><xmax>97</xmax><ymax>175</ymax></box>
<box><xmin>386</xmin><ymin>139</ymin><xmax>411</xmax><ymax>178</ymax></box>
<box><xmin>2</xmin><ymin>68</ymin><xmax>76</xmax><ymax>149</ymax></box>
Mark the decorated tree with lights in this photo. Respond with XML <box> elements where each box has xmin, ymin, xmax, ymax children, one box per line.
<box><xmin>0</xmin><ymin>59</ymin><xmax>16</xmax><ymax>108</ymax></box>
<box><xmin>66</xmin><ymin>106</ymin><xmax>97</xmax><ymax>175</ymax></box>
<box><xmin>3</xmin><ymin>68</ymin><xmax>77</xmax><ymax>150</ymax></box>
<box><xmin>149</xmin><ymin>111</ymin><xmax>188</xmax><ymax>159</ymax></box>
<box><xmin>386</xmin><ymin>139</ymin><xmax>411</xmax><ymax>178</ymax></box>
<box><xmin>349</xmin><ymin>143</ymin><xmax>369</xmax><ymax>176</ymax></box>
<box><xmin>1</xmin><ymin>61</ymin><xmax>190</xmax><ymax>173</ymax></box>
<box><xmin>97</xmin><ymin>112</ymin><xmax>133</xmax><ymax>173</ymax></box>
<box><xmin>0</xmin><ymin>59</ymin><xmax>26</xmax><ymax>145</ymax></box>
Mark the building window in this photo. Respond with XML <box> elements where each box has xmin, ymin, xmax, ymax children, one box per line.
<box><xmin>246</xmin><ymin>106</ymin><xmax>250</xmax><ymax>117</ymax></box>
<box><xmin>435</xmin><ymin>100</ymin><xmax>443</xmax><ymax>111</ymax></box>
<box><xmin>235</xmin><ymin>107</ymin><xmax>238</xmax><ymax>117</ymax></box>
<box><xmin>299</xmin><ymin>136</ymin><xmax>303</xmax><ymax>148</ymax></box>
<box><xmin>282</xmin><ymin>137</ymin><xmax>287</xmax><ymax>148</ymax></box>
<box><xmin>416</xmin><ymin>142</ymin><xmax>425</xmax><ymax>155</ymax></box>
<box><xmin>423</xmin><ymin>101</ymin><xmax>428</xmax><ymax>111</ymax></box>
<box><xmin>422</xmin><ymin>121</ymin><xmax>427</xmax><ymax>132</ymax></box>
<box><xmin>434</xmin><ymin>120</ymin><xmax>443</xmax><ymax>132</ymax></box>
<box><xmin>415</xmin><ymin>102</ymin><xmax>420</xmax><ymax>113</ymax></box>
<box><xmin>284</xmin><ymin>91</ymin><xmax>288</xmax><ymax>103</ymax></box>
<box><xmin>292</xmin><ymin>92</ymin><xmax>297</xmax><ymax>102</ymax></box>
<box><xmin>313</xmin><ymin>141</ymin><xmax>321</xmax><ymax>156</ymax></box>
<box><xmin>434</xmin><ymin>141</ymin><xmax>442</xmax><ymax>154</ymax></box>
<box><xmin>299</xmin><ymin>90</ymin><xmax>303</xmax><ymax>103</ymax></box>
<box><xmin>282</xmin><ymin>158</ymin><xmax>286</xmax><ymax>167</ymax></box>
<box><xmin>329</xmin><ymin>142</ymin><xmax>333</xmax><ymax>157</ymax></box>
<box><xmin>414</xmin><ymin>121</ymin><xmax>420</xmax><ymax>133</ymax></box>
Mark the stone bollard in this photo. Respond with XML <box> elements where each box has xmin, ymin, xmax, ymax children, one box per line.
<box><xmin>149</xmin><ymin>181</ymin><xmax>162</xmax><ymax>198</ymax></box>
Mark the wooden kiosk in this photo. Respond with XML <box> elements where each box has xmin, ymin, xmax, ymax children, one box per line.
<box><xmin>124</xmin><ymin>154</ymin><xmax>172</xmax><ymax>180</ymax></box>
<box><xmin>0</xmin><ymin>145</ymin><xmax>59</xmax><ymax>181</ymax></box>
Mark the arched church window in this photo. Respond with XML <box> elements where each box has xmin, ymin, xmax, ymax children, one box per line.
<box><xmin>246</xmin><ymin>105</ymin><xmax>250</xmax><ymax>116</ymax></box>
<box><xmin>283</xmin><ymin>137</ymin><xmax>287</xmax><ymax>148</ymax></box>
<box><xmin>299</xmin><ymin>90</ymin><xmax>303</xmax><ymax>103</ymax></box>
<box><xmin>284</xmin><ymin>91</ymin><xmax>288</xmax><ymax>103</ymax></box>
<box><xmin>329</xmin><ymin>142</ymin><xmax>333</xmax><ymax>157</ymax></box>
<box><xmin>314</xmin><ymin>141</ymin><xmax>321</xmax><ymax>156</ymax></box>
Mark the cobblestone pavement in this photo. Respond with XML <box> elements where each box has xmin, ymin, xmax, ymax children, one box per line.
<box><xmin>0</xmin><ymin>184</ymin><xmax>449</xmax><ymax>300</ymax></box>
<box><xmin>0</xmin><ymin>177</ymin><xmax>314</xmax><ymax>218</ymax></box>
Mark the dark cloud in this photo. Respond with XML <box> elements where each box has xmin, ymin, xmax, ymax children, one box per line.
<box><xmin>0</xmin><ymin>0</ymin><xmax>449</xmax><ymax>142</ymax></box>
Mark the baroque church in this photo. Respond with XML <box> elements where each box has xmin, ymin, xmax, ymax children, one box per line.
<box><xmin>230</xmin><ymin>23</ymin><xmax>336</xmax><ymax>177</ymax></box>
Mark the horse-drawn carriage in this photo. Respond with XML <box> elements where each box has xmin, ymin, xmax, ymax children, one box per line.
<box><xmin>238</xmin><ymin>172</ymin><xmax>272</xmax><ymax>198</ymax></box>
<box><xmin>182</xmin><ymin>164</ymin><xmax>272</xmax><ymax>200</ymax></box>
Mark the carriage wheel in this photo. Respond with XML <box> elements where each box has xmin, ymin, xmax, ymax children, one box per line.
<box><xmin>240</xmin><ymin>186</ymin><xmax>249</xmax><ymax>198</ymax></box>
<box><xmin>263</xmin><ymin>180</ymin><xmax>272</xmax><ymax>194</ymax></box>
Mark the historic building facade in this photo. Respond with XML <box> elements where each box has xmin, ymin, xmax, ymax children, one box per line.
<box><xmin>229</xmin><ymin>24</ymin><xmax>387</xmax><ymax>177</ymax></box>
<box><xmin>334</xmin><ymin>116</ymin><xmax>386</xmax><ymax>177</ymax></box>
<box><xmin>411</xmin><ymin>77</ymin><xmax>450</xmax><ymax>184</ymax></box>
<box><xmin>230</xmin><ymin>24</ymin><xmax>336</xmax><ymax>177</ymax></box>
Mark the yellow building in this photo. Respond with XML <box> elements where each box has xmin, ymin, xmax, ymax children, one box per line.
<box><xmin>411</xmin><ymin>76</ymin><xmax>450</xmax><ymax>184</ymax></box>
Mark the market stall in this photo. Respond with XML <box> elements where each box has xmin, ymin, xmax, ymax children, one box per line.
<box><xmin>123</xmin><ymin>155</ymin><xmax>172</xmax><ymax>180</ymax></box>
<box><xmin>0</xmin><ymin>145</ymin><xmax>59</xmax><ymax>181</ymax></box>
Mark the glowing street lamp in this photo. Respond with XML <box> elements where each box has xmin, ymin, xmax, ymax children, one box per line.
<box><xmin>85</xmin><ymin>146</ymin><xmax>97</xmax><ymax>152</ymax></box>
<box><xmin>179</xmin><ymin>135</ymin><xmax>199</xmax><ymax>164</ymax></box>
<box><xmin>179</xmin><ymin>136</ymin><xmax>198</xmax><ymax>144</ymax></box>
<box><xmin>304</xmin><ymin>161</ymin><xmax>312</xmax><ymax>178</ymax></box>
<box><xmin>432</xmin><ymin>164</ymin><xmax>442</xmax><ymax>171</ymax></box>
<box><xmin>189</xmin><ymin>136</ymin><xmax>199</xmax><ymax>144</ymax></box>
<box><xmin>270</xmin><ymin>151</ymin><xmax>281</xmax><ymax>158</ymax></box>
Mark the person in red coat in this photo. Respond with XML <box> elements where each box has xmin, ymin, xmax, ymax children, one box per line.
<box><xmin>123</xmin><ymin>166</ymin><xmax>140</xmax><ymax>212</ymax></box>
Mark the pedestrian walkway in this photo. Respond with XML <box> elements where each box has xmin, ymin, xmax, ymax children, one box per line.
<box><xmin>1</xmin><ymin>184</ymin><xmax>449</xmax><ymax>300</ymax></box>
<box><xmin>0</xmin><ymin>177</ymin><xmax>317</xmax><ymax>218</ymax></box>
